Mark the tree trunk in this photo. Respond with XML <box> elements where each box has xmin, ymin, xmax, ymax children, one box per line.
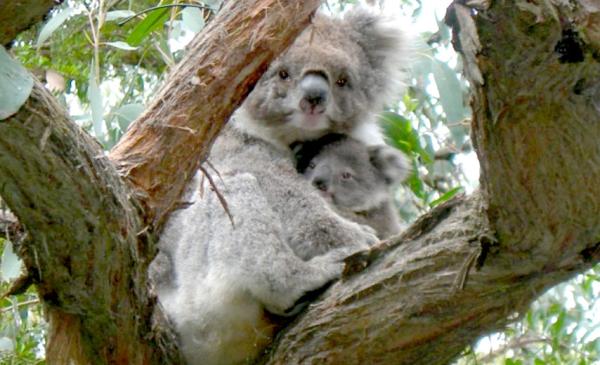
<box><xmin>1</xmin><ymin>1</ymin><xmax>599</xmax><ymax>365</ymax></box>
<box><xmin>0</xmin><ymin>1</ymin><xmax>320</xmax><ymax>364</ymax></box>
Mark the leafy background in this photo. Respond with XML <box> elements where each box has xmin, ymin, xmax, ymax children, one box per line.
<box><xmin>0</xmin><ymin>0</ymin><xmax>598</xmax><ymax>364</ymax></box>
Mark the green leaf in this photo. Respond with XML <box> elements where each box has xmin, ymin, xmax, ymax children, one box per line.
<box><xmin>432</xmin><ymin>59</ymin><xmax>467</xmax><ymax>124</ymax></box>
<box><xmin>380</xmin><ymin>111</ymin><xmax>432</xmax><ymax>164</ymax></box>
<box><xmin>406</xmin><ymin>158</ymin><xmax>426</xmax><ymax>199</ymax></box>
<box><xmin>105</xmin><ymin>41</ymin><xmax>138</xmax><ymax>51</ymax></box>
<box><xmin>87</xmin><ymin>63</ymin><xmax>104</xmax><ymax>140</ymax></box>
<box><xmin>0</xmin><ymin>46</ymin><xmax>33</xmax><ymax>120</ymax></box>
<box><xmin>113</xmin><ymin>103</ymin><xmax>144</xmax><ymax>131</ymax></box>
<box><xmin>0</xmin><ymin>337</ymin><xmax>14</xmax><ymax>352</ymax></box>
<box><xmin>203</xmin><ymin>0</ymin><xmax>223</xmax><ymax>11</ymax></box>
<box><xmin>105</xmin><ymin>10</ymin><xmax>136</xmax><ymax>22</ymax></box>
<box><xmin>126</xmin><ymin>7</ymin><xmax>171</xmax><ymax>46</ymax></box>
<box><xmin>1</xmin><ymin>240</ymin><xmax>23</xmax><ymax>282</ymax></box>
<box><xmin>182</xmin><ymin>7</ymin><xmax>205</xmax><ymax>33</ymax></box>
<box><xmin>429</xmin><ymin>187</ymin><xmax>463</xmax><ymax>207</ymax></box>
<box><xmin>36</xmin><ymin>8</ymin><xmax>75</xmax><ymax>48</ymax></box>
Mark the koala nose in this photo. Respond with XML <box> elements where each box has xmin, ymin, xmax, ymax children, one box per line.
<box><xmin>305</xmin><ymin>90</ymin><xmax>326</xmax><ymax>107</ymax></box>
<box><xmin>299</xmin><ymin>73</ymin><xmax>329</xmax><ymax>112</ymax></box>
<box><xmin>312</xmin><ymin>177</ymin><xmax>329</xmax><ymax>191</ymax></box>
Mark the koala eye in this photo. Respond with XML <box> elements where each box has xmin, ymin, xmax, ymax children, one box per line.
<box><xmin>307</xmin><ymin>162</ymin><xmax>316</xmax><ymax>169</ymax></box>
<box><xmin>278</xmin><ymin>69</ymin><xmax>290</xmax><ymax>80</ymax></box>
<box><xmin>336</xmin><ymin>77</ymin><xmax>348</xmax><ymax>87</ymax></box>
<box><xmin>341</xmin><ymin>171</ymin><xmax>353</xmax><ymax>180</ymax></box>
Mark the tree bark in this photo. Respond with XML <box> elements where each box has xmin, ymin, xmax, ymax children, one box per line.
<box><xmin>260</xmin><ymin>1</ymin><xmax>600</xmax><ymax>363</ymax></box>
<box><xmin>1</xmin><ymin>1</ymin><xmax>599</xmax><ymax>365</ymax></box>
<box><xmin>109</xmin><ymin>0</ymin><xmax>320</xmax><ymax>228</ymax></box>
<box><xmin>0</xmin><ymin>1</ymin><xmax>320</xmax><ymax>364</ymax></box>
<box><xmin>0</xmin><ymin>0</ymin><xmax>59</xmax><ymax>47</ymax></box>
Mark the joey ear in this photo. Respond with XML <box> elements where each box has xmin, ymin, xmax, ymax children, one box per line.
<box><xmin>344</xmin><ymin>7</ymin><xmax>410</xmax><ymax>104</ymax></box>
<box><xmin>368</xmin><ymin>145</ymin><xmax>411</xmax><ymax>185</ymax></box>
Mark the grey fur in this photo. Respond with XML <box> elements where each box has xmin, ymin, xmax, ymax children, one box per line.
<box><xmin>298</xmin><ymin>135</ymin><xmax>411</xmax><ymax>239</ymax></box>
<box><xmin>152</xmin><ymin>7</ymin><xmax>408</xmax><ymax>365</ymax></box>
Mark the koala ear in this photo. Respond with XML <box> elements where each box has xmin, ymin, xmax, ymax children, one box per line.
<box><xmin>344</xmin><ymin>7</ymin><xmax>411</xmax><ymax>105</ymax></box>
<box><xmin>368</xmin><ymin>145</ymin><xmax>411</xmax><ymax>185</ymax></box>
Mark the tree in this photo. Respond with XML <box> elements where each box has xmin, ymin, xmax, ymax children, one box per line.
<box><xmin>1</xmin><ymin>0</ymin><xmax>599</xmax><ymax>364</ymax></box>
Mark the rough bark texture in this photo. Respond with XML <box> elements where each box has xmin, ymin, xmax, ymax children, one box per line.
<box><xmin>0</xmin><ymin>80</ymin><xmax>160</xmax><ymax>364</ymax></box>
<box><xmin>109</xmin><ymin>0</ymin><xmax>320</xmax><ymax>228</ymax></box>
<box><xmin>0</xmin><ymin>0</ymin><xmax>59</xmax><ymax>47</ymax></box>
<box><xmin>260</xmin><ymin>1</ymin><xmax>600</xmax><ymax>363</ymax></box>
<box><xmin>0</xmin><ymin>1</ymin><xmax>320</xmax><ymax>364</ymax></box>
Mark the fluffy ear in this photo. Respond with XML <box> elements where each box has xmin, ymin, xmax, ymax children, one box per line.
<box><xmin>368</xmin><ymin>144</ymin><xmax>411</xmax><ymax>185</ymax></box>
<box><xmin>344</xmin><ymin>7</ymin><xmax>411</xmax><ymax>105</ymax></box>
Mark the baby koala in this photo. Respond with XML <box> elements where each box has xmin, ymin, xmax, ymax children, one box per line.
<box><xmin>295</xmin><ymin>134</ymin><xmax>410</xmax><ymax>239</ymax></box>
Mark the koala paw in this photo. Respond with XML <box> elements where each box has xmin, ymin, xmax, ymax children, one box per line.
<box><xmin>358</xmin><ymin>224</ymin><xmax>380</xmax><ymax>246</ymax></box>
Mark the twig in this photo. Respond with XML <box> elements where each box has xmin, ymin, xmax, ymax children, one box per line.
<box><xmin>198</xmin><ymin>165</ymin><xmax>234</xmax><ymax>227</ymax></box>
<box><xmin>118</xmin><ymin>4</ymin><xmax>212</xmax><ymax>26</ymax></box>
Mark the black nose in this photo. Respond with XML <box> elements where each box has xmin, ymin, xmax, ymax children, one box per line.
<box><xmin>313</xmin><ymin>178</ymin><xmax>328</xmax><ymax>191</ymax></box>
<box><xmin>304</xmin><ymin>90</ymin><xmax>327</xmax><ymax>106</ymax></box>
<box><xmin>299</xmin><ymin>73</ymin><xmax>329</xmax><ymax>111</ymax></box>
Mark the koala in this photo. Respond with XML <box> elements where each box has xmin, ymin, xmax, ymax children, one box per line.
<box><xmin>295</xmin><ymin>134</ymin><xmax>411</xmax><ymax>239</ymax></box>
<box><xmin>152</xmin><ymin>8</ymin><xmax>409</xmax><ymax>365</ymax></box>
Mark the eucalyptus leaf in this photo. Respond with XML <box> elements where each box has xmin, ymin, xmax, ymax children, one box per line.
<box><xmin>106</xmin><ymin>10</ymin><xmax>136</xmax><ymax>22</ymax></box>
<box><xmin>203</xmin><ymin>0</ymin><xmax>223</xmax><ymax>11</ymax></box>
<box><xmin>432</xmin><ymin>59</ymin><xmax>467</xmax><ymax>124</ymax></box>
<box><xmin>36</xmin><ymin>8</ymin><xmax>75</xmax><ymax>47</ymax></box>
<box><xmin>126</xmin><ymin>7</ymin><xmax>170</xmax><ymax>46</ymax></box>
<box><xmin>114</xmin><ymin>103</ymin><xmax>144</xmax><ymax>131</ymax></box>
<box><xmin>0</xmin><ymin>46</ymin><xmax>33</xmax><ymax>120</ymax></box>
<box><xmin>380</xmin><ymin>111</ymin><xmax>432</xmax><ymax>164</ymax></box>
<box><xmin>0</xmin><ymin>337</ymin><xmax>14</xmax><ymax>352</ymax></box>
<box><xmin>429</xmin><ymin>187</ymin><xmax>463</xmax><ymax>207</ymax></box>
<box><xmin>182</xmin><ymin>7</ymin><xmax>205</xmax><ymax>33</ymax></box>
<box><xmin>1</xmin><ymin>240</ymin><xmax>23</xmax><ymax>282</ymax></box>
<box><xmin>105</xmin><ymin>41</ymin><xmax>138</xmax><ymax>51</ymax></box>
<box><xmin>87</xmin><ymin>64</ymin><xmax>104</xmax><ymax>140</ymax></box>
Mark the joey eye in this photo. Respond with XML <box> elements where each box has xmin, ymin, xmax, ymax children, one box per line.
<box><xmin>341</xmin><ymin>171</ymin><xmax>353</xmax><ymax>180</ymax></box>
<box><xmin>336</xmin><ymin>77</ymin><xmax>348</xmax><ymax>87</ymax></box>
<box><xmin>278</xmin><ymin>69</ymin><xmax>290</xmax><ymax>80</ymax></box>
<box><xmin>307</xmin><ymin>162</ymin><xmax>316</xmax><ymax>169</ymax></box>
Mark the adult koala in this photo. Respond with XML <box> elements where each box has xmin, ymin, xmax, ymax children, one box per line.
<box><xmin>153</xmin><ymin>8</ymin><xmax>408</xmax><ymax>365</ymax></box>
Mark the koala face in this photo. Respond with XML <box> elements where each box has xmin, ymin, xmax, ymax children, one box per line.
<box><xmin>297</xmin><ymin>135</ymin><xmax>410</xmax><ymax>212</ymax></box>
<box><xmin>240</xmin><ymin>8</ymin><xmax>408</xmax><ymax>144</ymax></box>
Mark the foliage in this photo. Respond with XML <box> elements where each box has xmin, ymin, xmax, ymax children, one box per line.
<box><xmin>0</xmin><ymin>238</ymin><xmax>46</xmax><ymax>364</ymax></box>
<box><xmin>456</xmin><ymin>267</ymin><xmax>600</xmax><ymax>365</ymax></box>
<box><xmin>0</xmin><ymin>0</ymin><xmax>598</xmax><ymax>364</ymax></box>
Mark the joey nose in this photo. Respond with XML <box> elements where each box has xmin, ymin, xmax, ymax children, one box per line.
<box><xmin>313</xmin><ymin>177</ymin><xmax>329</xmax><ymax>192</ymax></box>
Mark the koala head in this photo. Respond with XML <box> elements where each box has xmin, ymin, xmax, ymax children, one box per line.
<box><xmin>237</xmin><ymin>8</ymin><xmax>409</xmax><ymax>146</ymax></box>
<box><xmin>295</xmin><ymin>134</ymin><xmax>410</xmax><ymax>212</ymax></box>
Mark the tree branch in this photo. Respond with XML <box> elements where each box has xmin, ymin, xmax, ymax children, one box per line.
<box><xmin>109</xmin><ymin>0</ymin><xmax>321</xmax><ymax>228</ymax></box>
<box><xmin>0</xmin><ymin>1</ymin><xmax>320</xmax><ymax>363</ymax></box>
<box><xmin>0</xmin><ymin>0</ymin><xmax>59</xmax><ymax>47</ymax></box>
<box><xmin>261</xmin><ymin>1</ymin><xmax>600</xmax><ymax>363</ymax></box>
